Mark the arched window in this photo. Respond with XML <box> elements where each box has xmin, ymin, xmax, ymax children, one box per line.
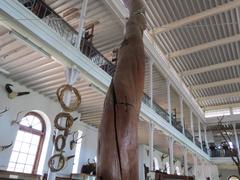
<box><xmin>228</xmin><ymin>175</ymin><xmax>240</xmax><ymax>180</ymax></box>
<box><xmin>175</xmin><ymin>166</ymin><xmax>180</xmax><ymax>175</ymax></box>
<box><xmin>153</xmin><ymin>157</ymin><xmax>159</xmax><ymax>170</ymax></box>
<box><xmin>165</xmin><ymin>162</ymin><xmax>170</xmax><ymax>174</ymax></box>
<box><xmin>7</xmin><ymin>112</ymin><xmax>45</xmax><ymax>174</ymax></box>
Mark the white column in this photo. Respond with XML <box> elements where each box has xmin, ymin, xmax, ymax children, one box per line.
<box><xmin>233</xmin><ymin>123</ymin><xmax>240</xmax><ymax>156</ymax></box>
<box><xmin>149</xmin><ymin>121</ymin><xmax>154</xmax><ymax>171</ymax></box>
<box><xmin>193</xmin><ymin>155</ymin><xmax>198</xmax><ymax>177</ymax></box>
<box><xmin>76</xmin><ymin>0</ymin><xmax>89</xmax><ymax>49</ymax></box>
<box><xmin>183</xmin><ymin>147</ymin><xmax>188</xmax><ymax>176</ymax></box>
<box><xmin>204</xmin><ymin>126</ymin><xmax>209</xmax><ymax>153</ymax></box>
<box><xmin>168</xmin><ymin>136</ymin><xmax>174</xmax><ymax>174</ymax></box>
<box><xmin>190</xmin><ymin>111</ymin><xmax>195</xmax><ymax>143</ymax></box>
<box><xmin>167</xmin><ymin>80</ymin><xmax>172</xmax><ymax>124</ymax></box>
<box><xmin>180</xmin><ymin>96</ymin><xmax>185</xmax><ymax>135</ymax></box>
<box><xmin>198</xmin><ymin>119</ymin><xmax>203</xmax><ymax>149</ymax></box>
<box><xmin>149</xmin><ymin>60</ymin><xmax>153</xmax><ymax>108</ymax></box>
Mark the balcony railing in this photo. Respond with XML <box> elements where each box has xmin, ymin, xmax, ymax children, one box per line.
<box><xmin>172</xmin><ymin>118</ymin><xmax>183</xmax><ymax>133</ymax></box>
<box><xmin>195</xmin><ymin>138</ymin><xmax>202</xmax><ymax>149</ymax></box>
<box><xmin>209</xmin><ymin>143</ymin><xmax>238</xmax><ymax>157</ymax></box>
<box><xmin>18</xmin><ymin>0</ymin><xmax>205</xmax><ymax>153</ymax></box>
<box><xmin>185</xmin><ymin>129</ymin><xmax>193</xmax><ymax>142</ymax></box>
<box><xmin>152</xmin><ymin>101</ymin><xmax>169</xmax><ymax>122</ymax></box>
<box><xmin>18</xmin><ymin>0</ymin><xmax>116</xmax><ymax>76</ymax></box>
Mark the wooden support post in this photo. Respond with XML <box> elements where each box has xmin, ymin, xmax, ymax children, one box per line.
<box><xmin>96</xmin><ymin>0</ymin><xmax>146</xmax><ymax>179</ymax></box>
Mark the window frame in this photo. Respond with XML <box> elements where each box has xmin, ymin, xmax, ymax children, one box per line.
<box><xmin>13</xmin><ymin>112</ymin><xmax>46</xmax><ymax>175</ymax></box>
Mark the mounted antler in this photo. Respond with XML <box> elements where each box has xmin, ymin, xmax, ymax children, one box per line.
<box><xmin>161</xmin><ymin>154</ymin><xmax>168</xmax><ymax>161</ymax></box>
<box><xmin>0</xmin><ymin>142</ymin><xmax>13</xmax><ymax>152</ymax></box>
<box><xmin>70</xmin><ymin>131</ymin><xmax>85</xmax><ymax>150</ymax></box>
<box><xmin>0</xmin><ymin>107</ymin><xmax>9</xmax><ymax>116</ymax></box>
<box><xmin>11</xmin><ymin>111</ymin><xmax>25</xmax><ymax>125</ymax></box>
<box><xmin>5</xmin><ymin>84</ymin><xmax>30</xmax><ymax>99</ymax></box>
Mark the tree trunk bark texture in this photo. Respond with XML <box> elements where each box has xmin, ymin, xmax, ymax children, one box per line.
<box><xmin>96</xmin><ymin>0</ymin><xmax>146</xmax><ymax>179</ymax></box>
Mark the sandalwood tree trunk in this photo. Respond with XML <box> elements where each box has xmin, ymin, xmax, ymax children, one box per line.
<box><xmin>96</xmin><ymin>0</ymin><xmax>146</xmax><ymax>179</ymax></box>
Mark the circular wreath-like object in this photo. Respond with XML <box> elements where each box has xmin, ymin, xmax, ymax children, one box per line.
<box><xmin>48</xmin><ymin>153</ymin><xmax>65</xmax><ymax>172</ymax></box>
<box><xmin>54</xmin><ymin>134</ymin><xmax>66</xmax><ymax>152</ymax></box>
<box><xmin>56</xmin><ymin>84</ymin><xmax>81</xmax><ymax>112</ymax></box>
<box><xmin>54</xmin><ymin>112</ymin><xmax>73</xmax><ymax>131</ymax></box>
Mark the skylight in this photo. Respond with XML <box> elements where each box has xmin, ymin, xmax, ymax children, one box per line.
<box><xmin>205</xmin><ymin>109</ymin><xmax>230</xmax><ymax>118</ymax></box>
<box><xmin>232</xmin><ymin>107</ymin><xmax>240</xmax><ymax>115</ymax></box>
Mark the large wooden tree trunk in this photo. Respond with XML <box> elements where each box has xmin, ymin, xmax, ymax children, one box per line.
<box><xmin>96</xmin><ymin>0</ymin><xmax>146</xmax><ymax>179</ymax></box>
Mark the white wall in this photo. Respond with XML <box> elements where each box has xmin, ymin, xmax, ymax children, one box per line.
<box><xmin>0</xmin><ymin>74</ymin><xmax>60</xmax><ymax>173</ymax></box>
<box><xmin>0</xmin><ymin>74</ymin><xmax>98</xmax><ymax>177</ymax></box>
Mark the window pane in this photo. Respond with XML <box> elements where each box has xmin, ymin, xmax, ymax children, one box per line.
<box><xmin>9</xmin><ymin>152</ymin><xmax>19</xmax><ymax>163</ymax></box>
<box><xmin>33</xmin><ymin>123</ymin><xmax>42</xmax><ymax>131</ymax></box>
<box><xmin>20</xmin><ymin>117</ymin><xmax>29</xmax><ymax>127</ymax></box>
<box><xmin>20</xmin><ymin>143</ymin><xmax>30</xmax><ymax>153</ymax></box>
<box><xmin>31</xmin><ymin>135</ymin><xmax>40</xmax><ymax>145</ymax></box>
<box><xmin>15</xmin><ymin>164</ymin><xmax>24</xmax><ymax>172</ymax></box>
<box><xmin>22</xmin><ymin>133</ymin><xmax>32</xmax><ymax>143</ymax></box>
<box><xmin>24</xmin><ymin>165</ymin><xmax>32</xmax><ymax>173</ymax></box>
<box><xmin>17</xmin><ymin>153</ymin><xmax>27</xmax><ymax>164</ymax></box>
<box><xmin>16</xmin><ymin>131</ymin><xmax>25</xmax><ymax>141</ymax></box>
<box><xmin>13</xmin><ymin>141</ymin><xmax>21</xmax><ymax>152</ymax></box>
<box><xmin>26</xmin><ymin>155</ymin><xmax>35</xmax><ymax>165</ymax></box>
<box><xmin>7</xmin><ymin>162</ymin><xmax>15</xmax><ymax>171</ymax></box>
<box><xmin>29</xmin><ymin>144</ymin><xmax>37</xmax><ymax>155</ymax></box>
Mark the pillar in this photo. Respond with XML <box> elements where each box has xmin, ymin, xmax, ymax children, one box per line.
<box><xmin>76</xmin><ymin>0</ymin><xmax>89</xmax><ymax>49</ymax></box>
<box><xmin>233</xmin><ymin>123</ymin><xmax>240</xmax><ymax>156</ymax></box>
<box><xmin>190</xmin><ymin>110</ymin><xmax>195</xmax><ymax>143</ymax></box>
<box><xmin>193</xmin><ymin>155</ymin><xmax>198</xmax><ymax>177</ymax></box>
<box><xmin>149</xmin><ymin>121</ymin><xmax>154</xmax><ymax>171</ymax></box>
<box><xmin>168</xmin><ymin>136</ymin><xmax>174</xmax><ymax>174</ymax></box>
<box><xmin>183</xmin><ymin>147</ymin><xmax>188</xmax><ymax>176</ymax></box>
<box><xmin>204</xmin><ymin>126</ymin><xmax>209</xmax><ymax>153</ymax></box>
<box><xmin>149</xmin><ymin>60</ymin><xmax>153</xmax><ymax>108</ymax></box>
<box><xmin>198</xmin><ymin>119</ymin><xmax>202</xmax><ymax>149</ymax></box>
<box><xmin>167</xmin><ymin>80</ymin><xmax>172</xmax><ymax>124</ymax></box>
<box><xmin>180</xmin><ymin>96</ymin><xmax>185</xmax><ymax>134</ymax></box>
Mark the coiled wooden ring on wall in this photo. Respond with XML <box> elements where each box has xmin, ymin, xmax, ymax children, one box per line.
<box><xmin>56</xmin><ymin>84</ymin><xmax>81</xmax><ymax>112</ymax></box>
<box><xmin>54</xmin><ymin>112</ymin><xmax>73</xmax><ymax>131</ymax></box>
<box><xmin>54</xmin><ymin>134</ymin><xmax>66</xmax><ymax>152</ymax></box>
<box><xmin>48</xmin><ymin>153</ymin><xmax>65</xmax><ymax>172</ymax></box>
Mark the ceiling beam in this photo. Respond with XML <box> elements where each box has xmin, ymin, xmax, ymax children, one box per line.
<box><xmin>181</xmin><ymin>58</ymin><xmax>240</xmax><ymax>77</ymax></box>
<box><xmin>169</xmin><ymin>34</ymin><xmax>240</xmax><ymax>58</ymax></box>
<box><xmin>150</xmin><ymin>0</ymin><xmax>240</xmax><ymax>34</ymax></box>
<box><xmin>197</xmin><ymin>91</ymin><xmax>240</xmax><ymax>102</ymax></box>
<box><xmin>204</xmin><ymin>102</ymin><xmax>240</xmax><ymax>111</ymax></box>
<box><xmin>189</xmin><ymin>77</ymin><xmax>240</xmax><ymax>91</ymax></box>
